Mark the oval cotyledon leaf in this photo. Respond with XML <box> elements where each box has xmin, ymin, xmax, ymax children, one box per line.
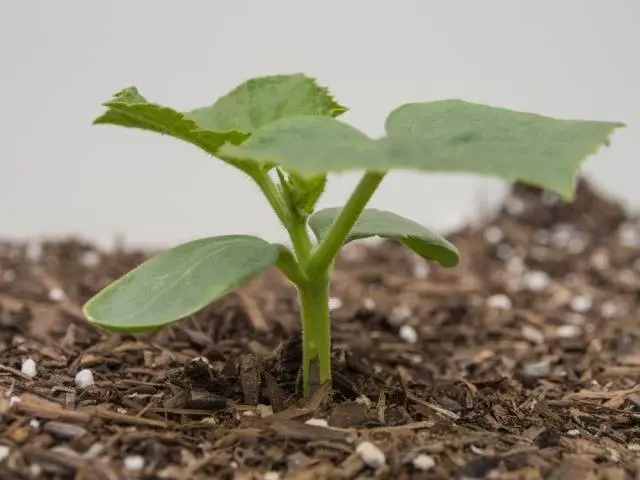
<box><xmin>83</xmin><ymin>235</ymin><xmax>279</xmax><ymax>333</ymax></box>
<box><xmin>309</xmin><ymin>208</ymin><xmax>459</xmax><ymax>267</ymax></box>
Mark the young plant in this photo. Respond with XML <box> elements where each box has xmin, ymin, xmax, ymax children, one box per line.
<box><xmin>83</xmin><ymin>73</ymin><xmax>623</xmax><ymax>395</ymax></box>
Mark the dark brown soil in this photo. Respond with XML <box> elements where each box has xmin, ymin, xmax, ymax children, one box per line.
<box><xmin>1</xmin><ymin>179</ymin><xmax>639</xmax><ymax>479</ymax></box>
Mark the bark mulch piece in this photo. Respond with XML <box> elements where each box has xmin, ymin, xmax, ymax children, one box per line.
<box><xmin>0</xmin><ymin>178</ymin><xmax>639</xmax><ymax>479</ymax></box>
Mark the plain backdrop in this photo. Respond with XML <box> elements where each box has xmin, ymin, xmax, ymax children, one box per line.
<box><xmin>1</xmin><ymin>1</ymin><xmax>638</xmax><ymax>249</ymax></box>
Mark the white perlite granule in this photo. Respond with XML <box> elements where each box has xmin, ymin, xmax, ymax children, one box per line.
<box><xmin>21</xmin><ymin>358</ymin><xmax>37</xmax><ymax>378</ymax></box>
<box><xmin>356</xmin><ymin>441</ymin><xmax>386</xmax><ymax>469</ymax></box>
<box><xmin>328</xmin><ymin>297</ymin><xmax>343</xmax><ymax>311</ymax></box>
<box><xmin>570</xmin><ymin>295</ymin><xmax>592</xmax><ymax>313</ymax></box>
<box><xmin>398</xmin><ymin>325</ymin><xmax>418</xmax><ymax>344</ymax></box>
<box><xmin>305</xmin><ymin>418</ymin><xmax>329</xmax><ymax>428</ymax></box>
<box><xmin>48</xmin><ymin>287</ymin><xmax>67</xmax><ymax>302</ymax></box>
<box><xmin>486</xmin><ymin>294</ymin><xmax>512</xmax><ymax>310</ymax></box>
<box><xmin>124</xmin><ymin>455</ymin><xmax>145</xmax><ymax>471</ymax></box>
<box><xmin>523</xmin><ymin>271</ymin><xmax>550</xmax><ymax>292</ymax></box>
<box><xmin>412</xmin><ymin>454</ymin><xmax>436</xmax><ymax>471</ymax></box>
<box><xmin>75</xmin><ymin>369</ymin><xmax>95</xmax><ymax>389</ymax></box>
<box><xmin>483</xmin><ymin>226</ymin><xmax>504</xmax><ymax>245</ymax></box>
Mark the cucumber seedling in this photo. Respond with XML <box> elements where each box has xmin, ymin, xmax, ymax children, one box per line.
<box><xmin>83</xmin><ymin>73</ymin><xmax>623</xmax><ymax>395</ymax></box>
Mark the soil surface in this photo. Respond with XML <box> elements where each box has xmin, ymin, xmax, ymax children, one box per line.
<box><xmin>0</xmin><ymin>179</ymin><xmax>639</xmax><ymax>479</ymax></box>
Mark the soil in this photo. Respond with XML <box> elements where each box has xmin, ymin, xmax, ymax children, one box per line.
<box><xmin>1</xmin><ymin>179</ymin><xmax>639</xmax><ymax>479</ymax></box>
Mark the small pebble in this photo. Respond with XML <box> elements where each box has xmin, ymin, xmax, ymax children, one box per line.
<box><xmin>328</xmin><ymin>297</ymin><xmax>343</xmax><ymax>311</ymax></box>
<box><xmin>601</xmin><ymin>301</ymin><xmax>618</xmax><ymax>318</ymax></box>
<box><xmin>389</xmin><ymin>305</ymin><xmax>412</xmax><ymax>325</ymax></box>
<box><xmin>44</xmin><ymin>421</ymin><xmax>87</xmax><ymax>440</ymax></box>
<box><xmin>483</xmin><ymin>226</ymin><xmax>504</xmax><ymax>245</ymax></box>
<box><xmin>25</xmin><ymin>242</ymin><xmax>42</xmax><ymax>262</ymax></box>
<box><xmin>506</xmin><ymin>256</ymin><xmax>526</xmax><ymax>275</ymax></box>
<box><xmin>2</xmin><ymin>269</ymin><xmax>16</xmax><ymax>282</ymax></box>
<box><xmin>412</xmin><ymin>262</ymin><xmax>429</xmax><ymax>279</ymax></box>
<box><xmin>628</xmin><ymin>443</ymin><xmax>640</xmax><ymax>451</ymax></box>
<box><xmin>566</xmin><ymin>237</ymin><xmax>587</xmax><ymax>255</ymax></box>
<box><xmin>48</xmin><ymin>287</ymin><xmax>66</xmax><ymax>302</ymax></box>
<box><xmin>486</xmin><ymin>294</ymin><xmax>512</xmax><ymax>310</ymax></box>
<box><xmin>523</xmin><ymin>270</ymin><xmax>550</xmax><ymax>292</ymax></box>
<box><xmin>355</xmin><ymin>395</ymin><xmax>373</xmax><ymax>407</ymax></box>
<box><xmin>257</xmin><ymin>404</ymin><xmax>273</xmax><ymax>418</ymax></box>
<box><xmin>521</xmin><ymin>325</ymin><xmax>545</xmax><ymax>345</ymax></box>
<box><xmin>412</xmin><ymin>454</ymin><xmax>436</xmax><ymax>471</ymax></box>
<box><xmin>566</xmin><ymin>429</ymin><xmax>580</xmax><ymax>436</ymax></box>
<box><xmin>75</xmin><ymin>369</ymin><xmax>94</xmax><ymax>389</ymax></box>
<box><xmin>618</xmin><ymin>223</ymin><xmax>640</xmax><ymax>247</ymax></box>
<box><xmin>523</xmin><ymin>361</ymin><xmax>551</xmax><ymax>378</ymax></box>
<box><xmin>590</xmin><ymin>250</ymin><xmax>610</xmax><ymax>270</ymax></box>
<box><xmin>398</xmin><ymin>325</ymin><xmax>418</xmax><ymax>344</ymax></box>
<box><xmin>0</xmin><ymin>445</ymin><xmax>10</xmax><ymax>462</ymax></box>
<box><xmin>495</xmin><ymin>244</ymin><xmax>513</xmax><ymax>261</ymax></box>
<box><xmin>79</xmin><ymin>250</ymin><xmax>101</xmax><ymax>267</ymax></box>
<box><xmin>551</xmin><ymin>223</ymin><xmax>575</xmax><ymax>248</ymax></box>
<box><xmin>362</xmin><ymin>298</ymin><xmax>376</xmax><ymax>310</ymax></box>
<box><xmin>21</xmin><ymin>358</ymin><xmax>37</xmax><ymax>378</ymax></box>
<box><xmin>305</xmin><ymin>418</ymin><xmax>329</xmax><ymax>428</ymax></box>
<box><xmin>264</xmin><ymin>472</ymin><xmax>281</xmax><ymax>480</ymax></box>
<box><xmin>30</xmin><ymin>464</ymin><xmax>42</xmax><ymax>477</ymax></box>
<box><xmin>505</xmin><ymin>197</ymin><xmax>525</xmax><ymax>216</ymax></box>
<box><xmin>124</xmin><ymin>455</ymin><xmax>145</xmax><ymax>471</ymax></box>
<box><xmin>29</xmin><ymin>419</ymin><xmax>40</xmax><ymax>429</ymax></box>
<box><xmin>9</xmin><ymin>396</ymin><xmax>20</xmax><ymax>408</ymax></box>
<box><xmin>570</xmin><ymin>295</ymin><xmax>592</xmax><ymax>313</ymax></box>
<box><xmin>356</xmin><ymin>441</ymin><xmax>386</xmax><ymax>469</ymax></box>
<box><xmin>556</xmin><ymin>325</ymin><xmax>581</xmax><ymax>339</ymax></box>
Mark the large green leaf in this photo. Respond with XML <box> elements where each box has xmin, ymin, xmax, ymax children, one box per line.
<box><xmin>93</xmin><ymin>74</ymin><xmax>347</xmax><ymax>171</ymax></box>
<box><xmin>308</xmin><ymin>208</ymin><xmax>459</xmax><ymax>267</ymax></box>
<box><xmin>218</xmin><ymin>101</ymin><xmax>624</xmax><ymax>199</ymax></box>
<box><xmin>383</xmin><ymin>100</ymin><xmax>624</xmax><ymax>198</ymax></box>
<box><xmin>83</xmin><ymin>235</ymin><xmax>279</xmax><ymax>333</ymax></box>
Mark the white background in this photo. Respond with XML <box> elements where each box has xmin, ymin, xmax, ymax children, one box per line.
<box><xmin>1</xmin><ymin>1</ymin><xmax>637</xmax><ymax>249</ymax></box>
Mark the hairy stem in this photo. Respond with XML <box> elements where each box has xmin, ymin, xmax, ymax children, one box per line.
<box><xmin>252</xmin><ymin>169</ymin><xmax>291</xmax><ymax>228</ymax></box>
<box><xmin>297</xmin><ymin>276</ymin><xmax>331</xmax><ymax>396</ymax></box>
<box><xmin>307</xmin><ymin>171</ymin><xmax>385</xmax><ymax>274</ymax></box>
<box><xmin>289</xmin><ymin>216</ymin><xmax>314</xmax><ymax>264</ymax></box>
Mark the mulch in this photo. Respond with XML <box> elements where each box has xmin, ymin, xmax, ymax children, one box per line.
<box><xmin>0</xmin><ymin>179</ymin><xmax>639</xmax><ymax>479</ymax></box>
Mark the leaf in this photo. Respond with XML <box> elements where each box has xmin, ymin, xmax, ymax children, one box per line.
<box><xmin>383</xmin><ymin>100</ymin><xmax>625</xmax><ymax>199</ymax></box>
<box><xmin>185</xmin><ymin>73</ymin><xmax>347</xmax><ymax>133</ymax></box>
<box><xmin>217</xmin><ymin>116</ymin><xmax>383</xmax><ymax>172</ymax></box>
<box><xmin>94</xmin><ymin>74</ymin><xmax>347</xmax><ymax>171</ymax></box>
<box><xmin>218</xmin><ymin>101</ymin><xmax>624</xmax><ymax>199</ymax></box>
<box><xmin>94</xmin><ymin>87</ymin><xmax>250</xmax><ymax>169</ymax></box>
<box><xmin>308</xmin><ymin>208</ymin><xmax>459</xmax><ymax>267</ymax></box>
<box><xmin>83</xmin><ymin>235</ymin><xmax>279</xmax><ymax>333</ymax></box>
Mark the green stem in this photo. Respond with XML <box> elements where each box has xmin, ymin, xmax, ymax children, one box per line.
<box><xmin>297</xmin><ymin>276</ymin><xmax>331</xmax><ymax>396</ymax></box>
<box><xmin>289</xmin><ymin>216</ymin><xmax>313</xmax><ymax>264</ymax></box>
<box><xmin>275</xmin><ymin>244</ymin><xmax>306</xmax><ymax>285</ymax></box>
<box><xmin>252</xmin><ymin>169</ymin><xmax>291</xmax><ymax>229</ymax></box>
<box><xmin>306</xmin><ymin>171</ymin><xmax>385</xmax><ymax>275</ymax></box>
<box><xmin>253</xmin><ymin>168</ymin><xmax>314</xmax><ymax>264</ymax></box>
